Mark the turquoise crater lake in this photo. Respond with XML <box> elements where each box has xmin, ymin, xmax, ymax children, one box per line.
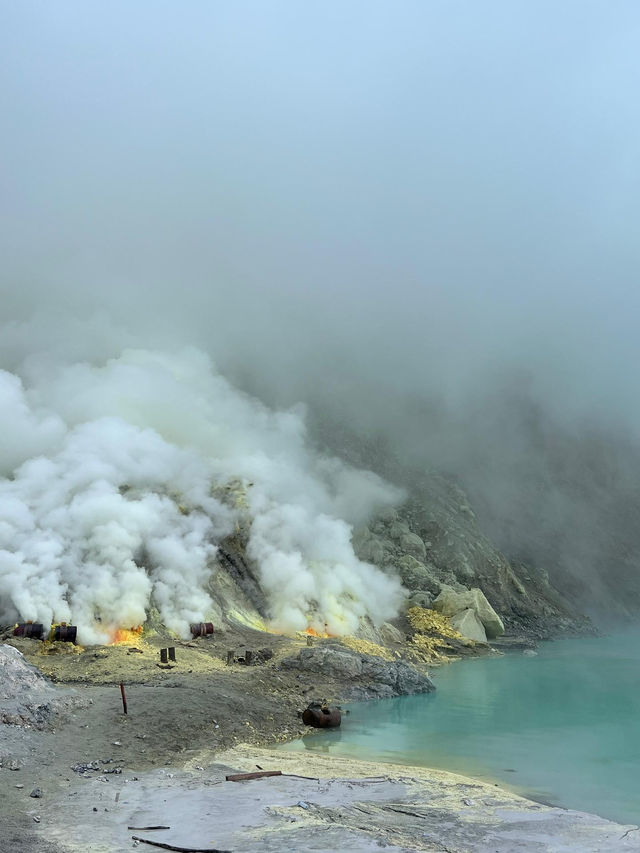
<box><xmin>281</xmin><ymin>631</ymin><xmax>640</xmax><ymax>825</ymax></box>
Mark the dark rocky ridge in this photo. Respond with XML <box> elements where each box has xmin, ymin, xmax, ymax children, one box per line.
<box><xmin>351</xmin><ymin>473</ymin><xmax>591</xmax><ymax>641</ymax></box>
<box><xmin>308</xmin><ymin>418</ymin><xmax>593</xmax><ymax>640</ymax></box>
<box><xmin>281</xmin><ymin>644</ymin><xmax>435</xmax><ymax>699</ymax></box>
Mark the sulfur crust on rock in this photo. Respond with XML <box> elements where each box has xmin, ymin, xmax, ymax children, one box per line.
<box><xmin>409</xmin><ymin>633</ymin><xmax>456</xmax><ymax>663</ymax></box>
<box><xmin>407</xmin><ymin>606</ymin><xmax>462</xmax><ymax>638</ymax></box>
<box><xmin>340</xmin><ymin>636</ymin><xmax>395</xmax><ymax>661</ymax></box>
<box><xmin>405</xmin><ymin>606</ymin><xmax>470</xmax><ymax>663</ymax></box>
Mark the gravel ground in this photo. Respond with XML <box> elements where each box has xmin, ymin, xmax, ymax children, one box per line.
<box><xmin>2</xmin><ymin>633</ymin><xmax>637</xmax><ymax>852</ymax></box>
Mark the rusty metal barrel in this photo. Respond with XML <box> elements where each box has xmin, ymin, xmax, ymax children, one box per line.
<box><xmin>302</xmin><ymin>706</ymin><xmax>342</xmax><ymax>728</ymax></box>
<box><xmin>189</xmin><ymin>622</ymin><xmax>214</xmax><ymax>638</ymax></box>
<box><xmin>53</xmin><ymin>624</ymin><xmax>78</xmax><ymax>644</ymax></box>
<box><xmin>13</xmin><ymin>622</ymin><xmax>44</xmax><ymax>640</ymax></box>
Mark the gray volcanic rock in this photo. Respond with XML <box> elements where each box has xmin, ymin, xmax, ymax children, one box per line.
<box><xmin>349</xmin><ymin>468</ymin><xmax>590</xmax><ymax>638</ymax></box>
<box><xmin>395</xmin><ymin>555</ymin><xmax>441</xmax><ymax>594</ymax></box>
<box><xmin>281</xmin><ymin>645</ymin><xmax>435</xmax><ymax>699</ymax></box>
<box><xmin>0</xmin><ymin>644</ymin><xmax>89</xmax><ymax>729</ymax></box>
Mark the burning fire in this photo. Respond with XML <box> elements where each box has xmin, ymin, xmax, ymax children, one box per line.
<box><xmin>107</xmin><ymin>626</ymin><xmax>143</xmax><ymax>645</ymax></box>
<box><xmin>303</xmin><ymin>626</ymin><xmax>336</xmax><ymax>638</ymax></box>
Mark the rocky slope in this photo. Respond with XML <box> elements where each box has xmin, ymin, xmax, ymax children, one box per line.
<box><xmin>140</xmin><ymin>466</ymin><xmax>592</xmax><ymax>646</ymax></box>
<box><xmin>351</xmin><ymin>471</ymin><xmax>591</xmax><ymax>640</ymax></box>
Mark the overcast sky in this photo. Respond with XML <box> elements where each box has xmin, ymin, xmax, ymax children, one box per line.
<box><xmin>2</xmin><ymin>1</ymin><xmax>640</xmax><ymax>431</ymax></box>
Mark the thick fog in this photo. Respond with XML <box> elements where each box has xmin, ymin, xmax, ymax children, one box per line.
<box><xmin>2</xmin><ymin>2</ymin><xmax>640</xmax><ymax>623</ymax></box>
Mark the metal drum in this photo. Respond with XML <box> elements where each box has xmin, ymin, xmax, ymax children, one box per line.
<box><xmin>302</xmin><ymin>705</ymin><xmax>342</xmax><ymax>728</ymax></box>
<box><xmin>13</xmin><ymin>622</ymin><xmax>45</xmax><ymax>640</ymax></box>
<box><xmin>53</xmin><ymin>624</ymin><xmax>78</xmax><ymax>644</ymax></box>
<box><xmin>190</xmin><ymin>622</ymin><xmax>214</xmax><ymax>638</ymax></box>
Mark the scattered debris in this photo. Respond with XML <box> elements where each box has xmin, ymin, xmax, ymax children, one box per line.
<box><xmin>72</xmin><ymin>761</ymin><xmax>101</xmax><ymax>773</ymax></box>
<box><xmin>13</xmin><ymin>622</ymin><xmax>45</xmax><ymax>640</ymax></box>
<box><xmin>189</xmin><ymin>622</ymin><xmax>214</xmax><ymax>639</ymax></box>
<box><xmin>52</xmin><ymin>623</ymin><xmax>78</xmax><ymax>644</ymax></box>
<box><xmin>225</xmin><ymin>770</ymin><xmax>282</xmax><ymax>782</ymax></box>
<box><xmin>128</xmin><ymin>826</ymin><xmax>171</xmax><ymax>831</ymax></box>
<box><xmin>30</xmin><ymin>787</ymin><xmax>42</xmax><ymax>798</ymax></box>
<box><xmin>301</xmin><ymin>703</ymin><xmax>341</xmax><ymax>728</ymax></box>
<box><xmin>131</xmin><ymin>838</ymin><xmax>231</xmax><ymax>852</ymax></box>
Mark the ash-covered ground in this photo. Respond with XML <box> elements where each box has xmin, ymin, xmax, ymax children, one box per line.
<box><xmin>2</xmin><ymin>633</ymin><xmax>638</xmax><ymax>853</ymax></box>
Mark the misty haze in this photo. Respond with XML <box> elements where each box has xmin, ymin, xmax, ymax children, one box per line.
<box><xmin>2</xmin><ymin>3</ymin><xmax>640</xmax><ymax>852</ymax></box>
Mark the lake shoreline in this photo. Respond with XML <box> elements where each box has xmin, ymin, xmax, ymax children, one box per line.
<box><xmin>2</xmin><ymin>629</ymin><xmax>630</xmax><ymax>852</ymax></box>
<box><xmin>15</xmin><ymin>741</ymin><xmax>640</xmax><ymax>852</ymax></box>
<box><xmin>278</xmin><ymin>630</ymin><xmax>640</xmax><ymax>830</ymax></box>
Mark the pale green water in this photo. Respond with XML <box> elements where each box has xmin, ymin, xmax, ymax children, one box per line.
<box><xmin>282</xmin><ymin>632</ymin><xmax>640</xmax><ymax>825</ymax></box>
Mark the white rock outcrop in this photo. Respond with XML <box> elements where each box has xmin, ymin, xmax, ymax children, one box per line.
<box><xmin>433</xmin><ymin>586</ymin><xmax>505</xmax><ymax>638</ymax></box>
<box><xmin>450</xmin><ymin>608</ymin><xmax>487</xmax><ymax>643</ymax></box>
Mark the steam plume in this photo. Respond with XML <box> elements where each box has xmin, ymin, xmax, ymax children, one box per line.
<box><xmin>0</xmin><ymin>342</ymin><xmax>403</xmax><ymax>643</ymax></box>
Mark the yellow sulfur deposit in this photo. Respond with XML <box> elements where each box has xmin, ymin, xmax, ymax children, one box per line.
<box><xmin>408</xmin><ymin>633</ymin><xmax>455</xmax><ymax>663</ymax></box>
<box><xmin>340</xmin><ymin>636</ymin><xmax>395</xmax><ymax>661</ymax></box>
<box><xmin>407</xmin><ymin>606</ymin><xmax>462</xmax><ymax>639</ymax></box>
<box><xmin>405</xmin><ymin>606</ymin><xmax>467</xmax><ymax>663</ymax></box>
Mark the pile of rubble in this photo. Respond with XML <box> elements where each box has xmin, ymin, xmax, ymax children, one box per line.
<box><xmin>0</xmin><ymin>643</ymin><xmax>89</xmax><ymax>728</ymax></box>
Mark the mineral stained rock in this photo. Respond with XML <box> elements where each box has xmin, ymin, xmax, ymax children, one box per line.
<box><xmin>281</xmin><ymin>645</ymin><xmax>435</xmax><ymax>699</ymax></box>
<box><xmin>0</xmin><ymin>644</ymin><xmax>89</xmax><ymax>729</ymax></box>
<box><xmin>450</xmin><ymin>608</ymin><xmax>488</xmax><ymax>643</ymax></box>
<box><xmin>433</xmin><ymin>586</ymin><xmax>505</xmax><ymax>638</ymax></box>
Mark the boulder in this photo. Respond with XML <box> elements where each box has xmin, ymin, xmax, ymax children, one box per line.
<box><xmin>398</xmin><ymin>532</ymin><xmax>427</xmax><ymax>561</ymax></box>
<box><xmin>379</xmin><ymin>622</ymin><xmax>405</xmax><ymax>645</ymax></box>
<box><xmin>450</xmin><ymin>608</ymin><xmax>487</xmax><ymax>643</ymax></box>
<box><xmin>376</xmin><ymin>506</ymin><xmax>399</xmax><ymax>524</ymax></box>
<box><xmin>0</xmin><ymin>644</ymin><xmax>89</xmax><ymax>728</ymax></box>
<box><xmin>389</xmin><ymin>520</ymin><xmax>411</xmax><ymax>540</ymax></box>
<box><xmin>396</xmin><ymin>556</ymin><xmax>440</xmax><ymax>593</ymax></box>
<box><xmin>353</xmin><ymin>618</ymin><xmax>405</xmax><ymax>645</ymax></box>
<box><xmin>281</xmin><ymin>646</ymin><xmax>435</xmax><ymax>698</ymax></box>
<box><xmin>357</xmin><ymin>538</ymin><xmax>386</xmax><ymax>566</ymax></box>
<box><xmin>433</xmin><ymin>586</ymin><xmax>505</xmax><ymax>638</ymax></box>
<box><xmin>408</xmin><ymin>591</ymin><xmax>434</xmax><ymax>609</ymax></box>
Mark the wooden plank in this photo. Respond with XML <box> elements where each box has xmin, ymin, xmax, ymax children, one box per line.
<box><xmin>225</xmin><ymin>770</ymin><xmax>282</xmax><ymax>782</ymax></box>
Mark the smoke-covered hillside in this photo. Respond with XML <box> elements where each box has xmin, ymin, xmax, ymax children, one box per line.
<box><xmin>2</xmin><ymin>3</ymin><xmax>640</xmax><ymax>631</ymax></box>
<box><xmin>0</xmin><ymin>342</ymin><xmax>407</xmax><ymax>643</ymax></box>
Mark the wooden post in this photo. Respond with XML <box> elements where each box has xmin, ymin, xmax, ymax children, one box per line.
<box><xmin>244</xmin><ymin>650</ymin><xmax>253</xmax><ymax>665</ymax></box>
<box><xmin>306</xmin><ymin>635</ymin><xmax>313</xmax><ymax>646</ymax></box>
<box><xmin>160</xmin><ymin>648</ymin><xmax>168</xmax><ymax>664</ymax></box>
<box><xmin>226</xmin><ymin>650</ymin><xmax>234</xmax><ymax>666</ymax></box>
<box><xmin>168</xmin><ymin>647</ymin><xmax>176</xmax><ymax>662</ymax></box>
<box><xmin>120</xmin><ymin>682</ymin><xmax>128</xmax><ymax>715</ymax></box>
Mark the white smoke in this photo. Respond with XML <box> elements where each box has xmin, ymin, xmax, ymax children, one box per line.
<box><xmin>0</xmin><ymin>338</ymin><xmax>404</xmax><ymax>643</ymax></box>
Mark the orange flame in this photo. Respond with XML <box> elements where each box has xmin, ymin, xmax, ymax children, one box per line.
<box><xmin>108</xmin><ymin>626</ymin><xmax>143</xmax><ymax>646</ymax></box>
<box><xmin>304</xmin><ymin>626</ymin><xmax>337</xmax><ymax>638</ymax></box>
